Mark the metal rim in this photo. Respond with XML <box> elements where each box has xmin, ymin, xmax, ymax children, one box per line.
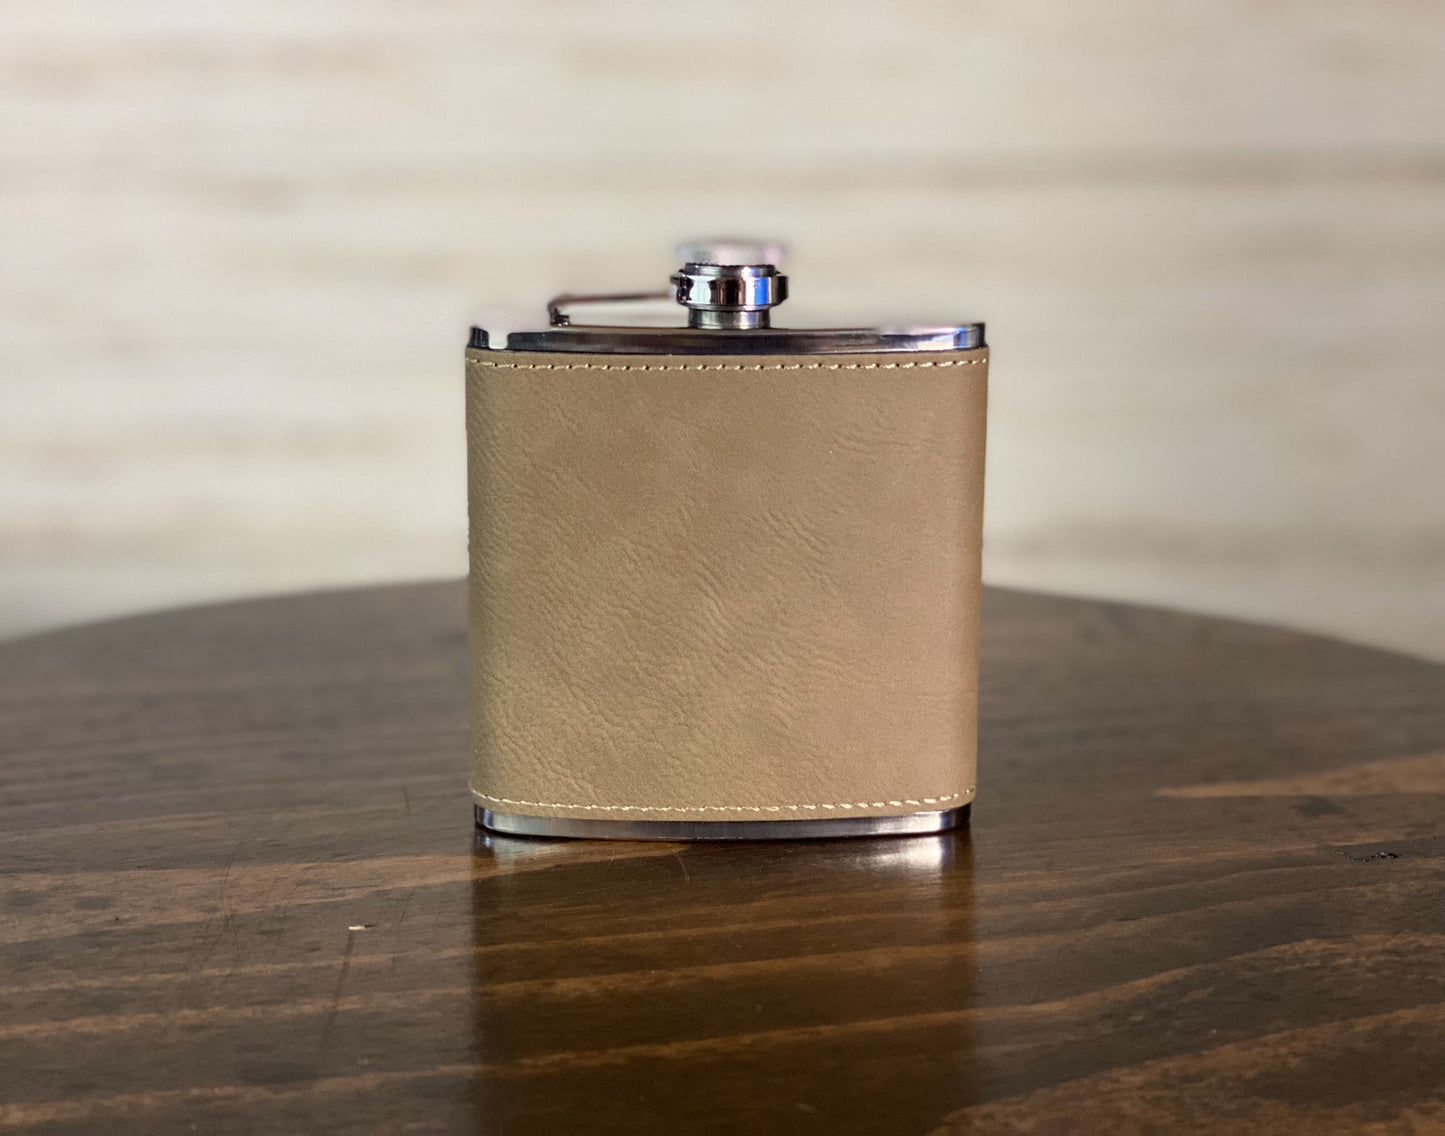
<box><xmin>476</xmin><ymin>805</ymin><xmax>971</xmax><ymax>842</ymax></box>
<box><xmin>468</xmin><ymin>324</ymin><xmax>985</xmax><ymax>355</ymax></box>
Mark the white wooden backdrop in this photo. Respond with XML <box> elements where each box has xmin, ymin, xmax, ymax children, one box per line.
<box><xmin>4</xmin><ymin>0</ymin><xmax>1444</xmax><ymax>658</ymax></box>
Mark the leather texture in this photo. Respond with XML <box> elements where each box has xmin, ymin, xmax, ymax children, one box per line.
<box><xmin>466</xmin><ymin>347</ymin><xmax>988</xmax><ymax>822</ymax></box>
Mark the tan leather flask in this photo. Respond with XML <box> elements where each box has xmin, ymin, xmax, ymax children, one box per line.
<box><xmin>467</xmin><ymin>241</ymin><xmax>987</xmax><ymax>840</ymax></box>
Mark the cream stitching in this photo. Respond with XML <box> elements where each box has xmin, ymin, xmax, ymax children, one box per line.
<box><xmin>471</xmin><ymin>790</ymin><xmax>972</xmax><ymax>814</ymax></box>
<box><xmin>466</xmin><ymin>358</ymin><xmax>985</xmax><ymax>373</ymax></box>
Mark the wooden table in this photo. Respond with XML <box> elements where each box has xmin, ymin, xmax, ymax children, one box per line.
<box><xmin>2</xmin><ymin>583</ymin><xmax>1443</xmax><ymax>1136</ymax></box>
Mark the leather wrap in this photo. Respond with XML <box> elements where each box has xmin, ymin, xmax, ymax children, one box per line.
<box><xmin>466</xmin><ymin>347</ymin><xmax>988</xmax><ymax>822</ymax></box>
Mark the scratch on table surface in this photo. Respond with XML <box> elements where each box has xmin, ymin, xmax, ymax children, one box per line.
<box><xmin>396</xmin><ymin>887</ymin><xmax>416</xmax><ymax>928</ymax></box>
<box><xmin>320</xmin><ymin>930</ymin><xmax>358</xmax><ymax>1047</ymax></box>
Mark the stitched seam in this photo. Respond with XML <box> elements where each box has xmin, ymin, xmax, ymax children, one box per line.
<box><xmin>471</xmin><ymin>790</ymin><xmax>973</xmax><ymax>814</ymax></box>
<box><xmin>466</xmin><ymin>358</ymin><xmax>985</xmax><ymax>372</ymax></box>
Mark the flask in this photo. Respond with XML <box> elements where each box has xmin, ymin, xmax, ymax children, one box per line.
<box><xmin>467</xmin><ymin>241</ymin><xmax>987</xmax><ymax>839</ymax></box>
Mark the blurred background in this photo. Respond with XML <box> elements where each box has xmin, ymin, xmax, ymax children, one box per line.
<box><xmin>3</xmin><ymin>0</ymin><xmax>1443</xmax><ymax>657</ymax></box>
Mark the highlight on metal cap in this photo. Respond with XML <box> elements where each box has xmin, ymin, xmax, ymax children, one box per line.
<box><xmin>675</xmin><ymin>238</ymin><xmax>787</xmax><ymax>269</ymax></box>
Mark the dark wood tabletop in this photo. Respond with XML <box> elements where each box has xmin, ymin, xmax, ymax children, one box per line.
<box><xmin>1</xmin><ymin>583</ymin><xmax>1443</xmax><ymax>1136</ymax></box>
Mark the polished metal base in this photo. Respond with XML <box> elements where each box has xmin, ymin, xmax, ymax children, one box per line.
<box><xmin>475</xmin><ymin>804</ymin><xmax>970</xmax><ymax>842</ymax></box>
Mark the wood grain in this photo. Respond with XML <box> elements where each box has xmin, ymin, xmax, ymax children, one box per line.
<box><xmin>1</xmin><ymin>582</ymin><xmax>1444</xmax><ymax>1135</ymax></box>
